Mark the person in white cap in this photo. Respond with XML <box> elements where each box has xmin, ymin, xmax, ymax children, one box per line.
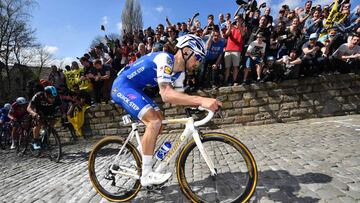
<box><xmin>301</xmin><ymin>33</ymin><xmax>327</xmax><ymax>76</ymax></box>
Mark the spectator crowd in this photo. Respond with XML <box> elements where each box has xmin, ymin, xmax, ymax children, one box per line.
<box><xmin>38</xmin><ymin>0</ymin><xmax>360</xmax><ymax>103</ymax></box>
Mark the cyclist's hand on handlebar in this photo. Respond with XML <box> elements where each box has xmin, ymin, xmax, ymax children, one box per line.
<box><xmin>32</xmin><ymin>113</ymin><xmax>39</xmax><ymax>119</ymax></box>
<box><xmin>201</xmin><ymin>98</ymin><xmax>222</xmax><ymax>112</ymax></box>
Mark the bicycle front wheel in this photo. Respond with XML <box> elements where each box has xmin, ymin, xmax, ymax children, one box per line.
<box><xmin>88</xmin><ymin>136</ymin><xmax>142</xmax><ymax>202</ymax></box>
<box><xmin>177</xmin><ymin>132</ymin><xmax>257</xmax><ymax>203</ymax></box>
<box><xmin>43</xmin><ymin>128</ymin><xmax>62</xmax><ymax>162</ymax></box>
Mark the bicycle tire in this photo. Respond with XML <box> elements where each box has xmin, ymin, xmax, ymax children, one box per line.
<box><xmin>0</xmin><ymin>129</ymin><xmax>5</xmax><ymax>150</ymax></box>
<box><xmin>88</xmin><ymin>136</ymin><xmax>142</xmax><ymax>202</ymax></box>
<box><xmin>44</xmin><ymin>128</ymin><xmax>62</xmax><ymax>162</ymax></box>
<box><xmin>177</xmin><ymin>132</ymin><xmax>257</xmax><ymax>203</ymax></box>
<box><xmin>17</xmin><ymin>129</ymin><xmax>30</xmax><ymax>155</ymax></box>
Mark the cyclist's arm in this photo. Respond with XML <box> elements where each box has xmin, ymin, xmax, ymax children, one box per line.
<box><xmin>27</xmin><ymin>93</ymin><xmax>40</xmax><ymax>117</ymax></box>
<box><xmin>7</xmin><ymin>112</ymin><xmax>15</xmax><ymax>120</ymax></box>
<box><xmin>27</xmin><ymin>102</ymin><xmax>38</xmax><ymax>117</ymax></box>
<box><xmin>159</xmin><ymin>83</ymin><xmax>222</xmax><ymax>112</ymax></box>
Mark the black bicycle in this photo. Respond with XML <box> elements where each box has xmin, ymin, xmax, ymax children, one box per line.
<box><xmin>18</xmin><ymin>116</ymin><xmax>62</xmax><ymax>162</ymax></box>
<box><xmin>0</xmin><ymin>122</ymin><xmax>12</xmax><ymax>150</ymax></box>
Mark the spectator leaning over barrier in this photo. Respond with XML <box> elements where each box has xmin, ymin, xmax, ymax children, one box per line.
<box><xmin>223</xmin><ymin>15</ymin><xmax>245</xmax><ymax>86</ymax></box>
<box><xmin>244</xmin><ymin>32</ymin><xmax>266</xmax><ymax>84</ymax></box>
<box><xmin>93</xmin><ymin>59</ymin><xmax>115</xmax><ymax>103</ymax></box>
<box><xmin>301</xmin><ymin>33</ymin><xmax>326</xmax><ymax>76</ymax></box>
<box><xmin>277</xmin><ymin>49</ymin><xmax>302</xmax><ymax>80</ymax></box>
<box><xmin>330</xmin><ymin>33</ymin><xmax>360</xmax><ymax>74</ymax></box>
<box><xmin>198</xmin><ymin>29</ymin><xmax>225</xmax><ymax>88</ymax></box>
<box><xmin>79</xmin><ymin>57</ymin><xmax>96</xmax><ymax>102</ymax></box>
<box><xmin>261</xmin><ymin>56</ymin><xmax>283</xmax><ymax>82</ymax></box>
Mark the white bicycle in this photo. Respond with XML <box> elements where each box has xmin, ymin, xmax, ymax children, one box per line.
<box><xmin>88</xmin><ymin>107</ymin><xmax>257</xmax><ymax>202</ymax></box>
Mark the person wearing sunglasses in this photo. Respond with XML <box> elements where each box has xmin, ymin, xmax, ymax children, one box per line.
<box><xmin>111</xmin><ymin>34</ymin><xmax>222</xmax><ymax>187</ymax></box>
<box><xmin>27</xmin><ymin>86</ymin><xmax>61</xmax><ymax>150</ymax></box>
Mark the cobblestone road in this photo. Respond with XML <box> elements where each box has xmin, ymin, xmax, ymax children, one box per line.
<box><xmin>0</xmin><ymin>115</ymin><xmax>359</xmax><ymax>203</ymax></box>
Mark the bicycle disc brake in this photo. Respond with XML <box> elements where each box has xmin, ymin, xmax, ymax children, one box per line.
<box><xmin>104</xmin><ymin>165</ymin><xmax>119</xmax><ymax>186</ymax></box>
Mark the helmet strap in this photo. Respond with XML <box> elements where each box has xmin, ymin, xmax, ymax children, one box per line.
<box><xmin>180</xmin><ymin>48</ymin><xmax>195</xmax><ymax>90</ymax></box>
<box><xmin>181</xmin><ymin>48</ymin><xmax>194</xmax><ymax>70</ymax></box>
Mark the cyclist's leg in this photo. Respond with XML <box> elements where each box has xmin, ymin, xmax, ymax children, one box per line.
<box><xmin>10</xmin><ymin>120</ymin><xmax>19</xmax><ymax>149</ymax></box>
<box><xmin>111</xmin><ymin>82</ymin><xmax>170</xmax><ymax>185</ymax></box>
<box><xmin>32</xmin><ymin>118</ymin><xmax>41</xmax><ymax>149</ymax></box>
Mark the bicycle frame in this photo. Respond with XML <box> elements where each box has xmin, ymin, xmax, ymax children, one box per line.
<box><xmin>110</xmin><ymin>108</ymin><xmax>217</xmax><ymax>179</ymax></box>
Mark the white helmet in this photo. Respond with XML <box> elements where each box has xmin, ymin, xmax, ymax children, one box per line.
<box><xmin>16</xmin><ymin>97</ymin><xmax>27</xmax><ymax>105</ymax></box>
<box><xmin>176</xmin><ymin>34</ymin><xmax>206</xmax><ymax>57</ymax></box>
<box><xmin>4</xmin><ymin>103</ymin><xmax>11</xmax><ymax>111</ymax></box>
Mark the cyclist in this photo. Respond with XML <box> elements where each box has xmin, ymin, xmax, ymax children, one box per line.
<box><xmin>27</xmin><ymin>86</ymin><xmax>61</xmax><ymax>150</ymax></box>
<box><xmin>0</xmin><ymin>103</ymin><xmax>11</xmax><ymax>125</ymax></box>
<box><xmin>8</xmin><ymin>97</ymin><xmax>29</xmax><ymax>149</ymax></box>
<box><xmin>111</xmin><ymin>34</ymin><xmax>222</xmax><ymax>186</ymax></box>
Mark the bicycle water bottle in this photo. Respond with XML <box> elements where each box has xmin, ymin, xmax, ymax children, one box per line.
<box><xmin>155</xmin><ymin>141</ymin><xmax>172</xmax><ymax>161</ymax></box>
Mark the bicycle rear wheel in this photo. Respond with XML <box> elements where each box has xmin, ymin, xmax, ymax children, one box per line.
<box><xmin>43</xmin><ymin>128</ymin><xmax>62</xmax><ymax>162</ymax></box>
<box><xmin>17</xmin><ymin>129</ymin><xmax>30</xmax><ymax>155</ymax></box>
<box><xmin>177</xmin><ymin>132</ymin><xmax>257</xmax><ymax>203</ymax></box>
<box><xmin>88</xmin><ymin>136</ymin><xmax>142</xmax><ymax>202</ymax></box>
<box><xmin>0</xmin><ymin>128</ymin><xmax>11</xmax><ymax>150</ymax></box>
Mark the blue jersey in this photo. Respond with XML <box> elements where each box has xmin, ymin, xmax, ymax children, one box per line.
<box><xmin>0</xmin><ymin>108</ymin><xmax>9</xmax><ymax>123</ymax></box>
<box><xmin>111</xmin><ymin>52</ymin><xmax>185</xmax><ymax>120</ymax></box>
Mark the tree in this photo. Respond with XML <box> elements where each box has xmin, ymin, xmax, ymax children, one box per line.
<box><xmin>121</xmin><ymin>0</ymin><xmax>143</xmax><ymax>34</ymax></box>
<box><xmin>35</xmin><ymin>45</ymin><xmax>54</xmax><ymax>78</ymax></box>
<box><xmin>0</xmin><ymin>0</ymin><xmax>37</xmax><ymax>100</ymax></box>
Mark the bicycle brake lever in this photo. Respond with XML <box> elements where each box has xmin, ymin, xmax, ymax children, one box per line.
<box><xmin>216</xmin><ymin>109</ymin><xmax>224</xmax><ymax>121</ymax></box>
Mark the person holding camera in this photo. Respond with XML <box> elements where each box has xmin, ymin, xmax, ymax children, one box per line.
<box><xmin>223</xmin><ymin>15</ymin><xmax>246</xmax><ymax>86</ymax></box>
<box><xmin>203</xmin><ymin>14</ymin><xmax>217</xmax><ymax>36</ymax></box>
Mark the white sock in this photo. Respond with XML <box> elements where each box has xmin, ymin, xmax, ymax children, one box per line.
<box><xmin>142</xmin><ymin>155</ymin><xmax>153</xmax><ymax>175</ymax></box>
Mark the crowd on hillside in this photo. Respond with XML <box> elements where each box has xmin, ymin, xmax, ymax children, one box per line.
<box><xmin>1</xmin><ymin>0</ymin><xmax>360</xmax><ymax>142</ymax></box>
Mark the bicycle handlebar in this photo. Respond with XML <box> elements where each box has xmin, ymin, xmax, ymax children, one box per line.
<box><xmin>194</xmin><ymin>107</ymin><xmax>214</xmax><ymax>127</ymax></box>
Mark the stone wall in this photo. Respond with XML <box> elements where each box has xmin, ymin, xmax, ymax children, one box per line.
<box><xmin>57</xmin><ymin>73</ymin><xmax>360</xmax><ymax>139</ymax></box>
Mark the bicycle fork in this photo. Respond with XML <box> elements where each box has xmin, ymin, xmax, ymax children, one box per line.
<box><xmin>191</xmin><ymin>128</ymin><xmax>217</xmax><ymax>176</ymax></box>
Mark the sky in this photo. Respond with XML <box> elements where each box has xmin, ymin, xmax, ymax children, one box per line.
<box><xmin>31</xmin><ymin>0</ymin><xmax>359</xmax><ymax>66</ymax></box>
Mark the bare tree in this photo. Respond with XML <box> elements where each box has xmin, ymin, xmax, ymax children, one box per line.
<box><xmin>35</xmin><ymin>45</ymin><xmax>54</xmax><ymax>78</ymax></box>
<box><xmin>121</xmin><ymin>0</ymin><xmax>143</xmax><ymax>34</ymax></box>
<box><xmin>0</xmin><ymin>0</ymin><xmax>37</xmax><ymax>96</ymax></box>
